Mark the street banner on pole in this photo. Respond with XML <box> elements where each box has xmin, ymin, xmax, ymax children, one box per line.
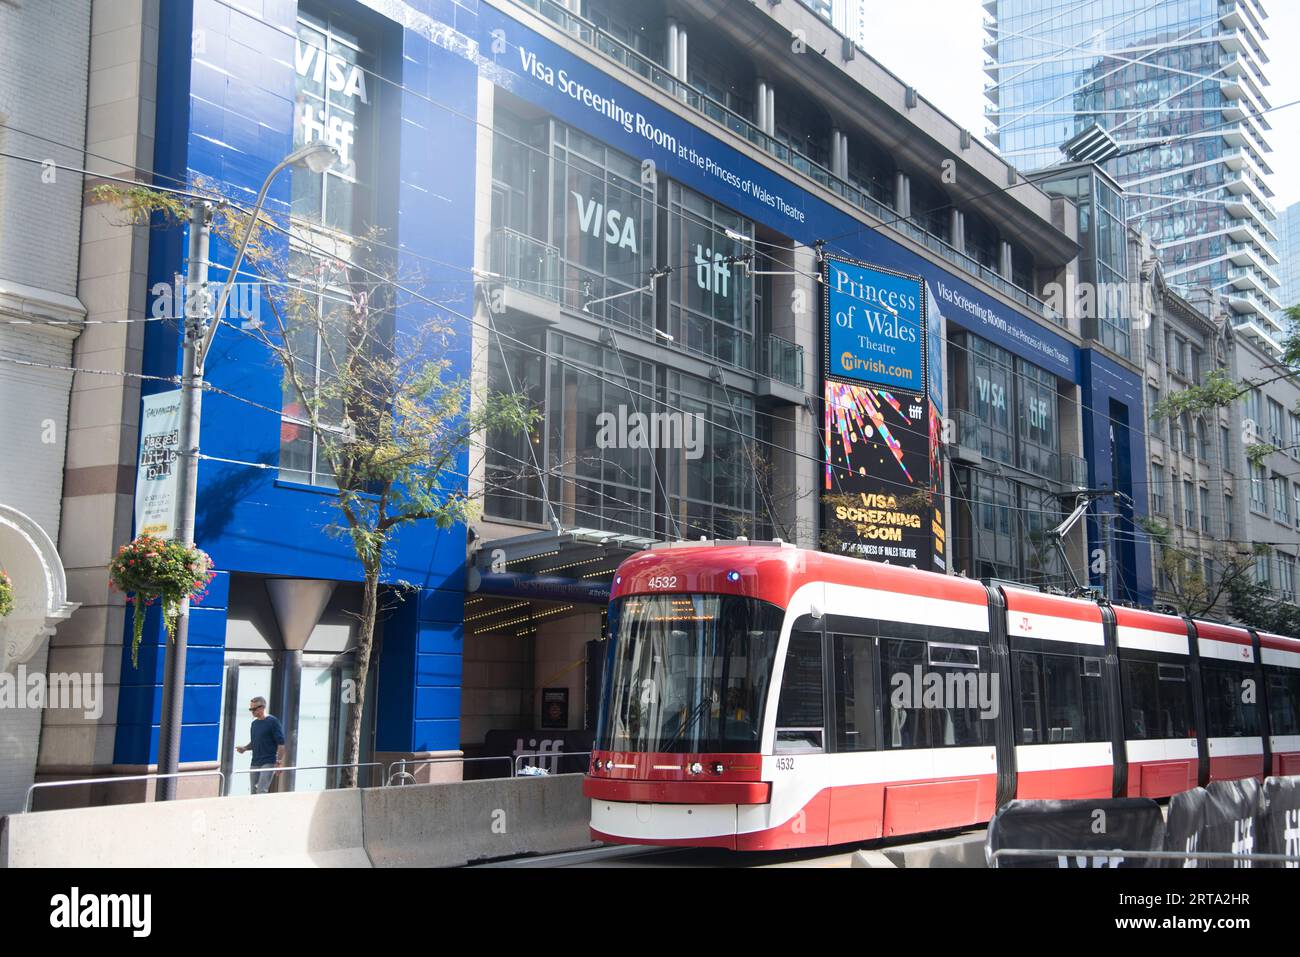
<box><xmin>134</xmin><ymin>389</ymin><xmax>183</xmax><ymax>538</ymax></box>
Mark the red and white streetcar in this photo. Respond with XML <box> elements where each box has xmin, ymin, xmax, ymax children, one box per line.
<box><xmin>584</xmin><ymin>541</ymin><xmax>1300</xmax><ymax>850</ymax></box>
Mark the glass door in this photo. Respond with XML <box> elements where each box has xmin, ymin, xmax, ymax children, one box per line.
<box><xmin>294</xmin><ymin>665</ymin><xmax>337</xmax><ymax>791</ymax></box>
<box><xmin>221</xmin><ymin>663</ymin><xmax>274</xmax><ymax>796</ymax></box>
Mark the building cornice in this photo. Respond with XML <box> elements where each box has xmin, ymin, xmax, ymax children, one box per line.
<box><xmin>0</xmin><ymin>279</ymin><xmax>86</xmax><ymax>341</ymax></box>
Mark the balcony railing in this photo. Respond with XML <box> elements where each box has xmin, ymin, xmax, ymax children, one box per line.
<box><xmin>510</xmin><ymin>0</ymin><xmax>1064</xmax><ymax>329</ymax></box>
<box><xmin>489</xmin><ymin>226</ymin><xmax>561</xmax><ymax>303</ymax></box>
<box><xmin>763</xmin><ymin>334</ymin><xmax>805</xmax><ymax>390</ymax></box>
<box><xmin>1060</xmin><ymin>453</ymin><xmax>1087</xmax><ymax>490</ymax></box>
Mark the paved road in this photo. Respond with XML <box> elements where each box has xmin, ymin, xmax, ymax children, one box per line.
<box><xmin>475</xmin><ymin>842</ymin><xmax>861</xmax><ymax>868</ymax></box>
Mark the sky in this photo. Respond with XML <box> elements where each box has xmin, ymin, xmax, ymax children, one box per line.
<box><xmin>855</xmin><ymin>0</ymin><xmax>1300</xmax><ymax>213</ymax></box>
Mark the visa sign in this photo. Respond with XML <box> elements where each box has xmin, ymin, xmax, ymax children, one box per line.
<box><xmin>825</xmin><ymin>258</ymin><xmax>925</xmax><ymax>392</ymax></box>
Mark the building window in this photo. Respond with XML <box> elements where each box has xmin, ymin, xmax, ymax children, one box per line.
<box><xmin>1268</xmin><ymin>399</ymin><xmax>1285</xmax><ymax>447</ymax></box>
<box><xmin>278</xmin><ymin>255</ymin><xmax>350</xmax><ymax>488</ymax></box>
<box><xmin>964</xmin><ymin>209</ymin><xmax>1000</xmax><ymax>272</ymax></box>
<box><xmin>484</xmin><ymin>330</ymin><xmax>546</xmax><ymax>525</ymax></box>
<box><xmin>664</xmin><ymin>369</ymin><xmax>757</xmax><ymax>541</ymax></box>
<box><xmin>846</xmin><ymin>142</ymin><xmax>896</xmax><ymax>209</ymax></box>
<box><xmin>1220</xmin><ymin>425</ymin><xmax>1232</xmax><ymax>472</ymax></box>
<box><xmin>1256</xmin><ymin>555</ymin><xmax>1272</xmax><ymax>589</ymax></box>
<box><xmin>667</xmin><ymin>182</ymin><xmax>755</xmax><ymax>370</ymax></box>
<box><xmin>1150</xmin><ymin>463</ymin><xmax>1165</xmax><ymax>515</ymax></box>
<box><xmin>291</xmin><ymin>9</ymin><xmax>376</xmax><ymax>233</ymax></box>
<box><xmin>1244</xmin><ymin>388</ymin><xmax>1262</xmax><ymax>433</ymax></box>
<box><xmin>554</xmin><ymin>123</ymin><xmax>657</xmax><ymax>333</ymax></box>
<box><xmin>957</xmin><ymin>334</ymin><xmax>1015</xmax><ymax>466</ymax></box>
<box><xmin>546</xmin><ymin>334</ymin><xmax>657</xmax><ymax>537</ymax></box>
<box><xmin>1171</xmin><ymin>334</ymin><xmax>1187</xmax><ymax>378</ymax></box>
<box><xmin>1280</xmin><ymin>553</ymin><xmax>1297</xmax><ymax>602</ymax></box>
<box><xmin>687</xmin><ymin>58</ymin><xmax>753</xmax><ymax>124</ymax></box>
<box><xmin>1291</xmin><ymin>413</ymin><xmax>1300</xmax><ymax>460</ymax></box>
<box><xmin>1183</xmin><ymin>479</ymin><xmax>1195</xmax><ymax>529</ymax></box>
<box><xmin>1199</xmin><ymin>486</ymin><xmax>1211</xmax><ymax>535</ymax></box>
<box><xmin>491</xmin><ymin>107</ymin><xmax>550</xmax><ymax>249</ymax></box>
<box><xmin>1196</xmin><ymin>418</ymin><xmax>1209</xmax><ymax>462</ymax></box>
<box><xmin>1275</xmin><ymin>474</ymin><xmax>1291</xmax><ymax>525</ymax></box>
<box><xmin>1179</xmin><ymin>413</ymin><xmax>1193</xmax><ymax>456</ymax></box>
<box><xmin>1147</xmin><ymin>384</ymin><xmax>1161</xmax><ymax>434</ymax></box>
<box><xmin>586</xmin><ymin>0</ymin><xmax>665</xmax><ymax>63</ymax></box>
<box><xmin>952</xmin><ymin>469</ymin><xmax>1063</xmax><ymax>589</ymax></box>
<box><xmin>1250</xmin><ymin>463</ymin><xmax>1268</xmax><ymax>514</ymax></box>
<box><xmin>1224</xmin><ymin>492</ymin><xmax>1234</xmax><ymax>539</ymax></box>
<box><xmin>1017</xmin><ymin>359</ymin><xmax>1058</xmax><ymax>477</ymax></box>
<box><xmin>1294</xmin><ymin>484</ymin><xmax>1300</xmax><ymax>532</ymax></box>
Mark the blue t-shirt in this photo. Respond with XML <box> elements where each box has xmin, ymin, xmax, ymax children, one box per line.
<box><xmin>250</xmin><ymin>715</ymin><xmax>285</xmax><ymax>766</ymax></box>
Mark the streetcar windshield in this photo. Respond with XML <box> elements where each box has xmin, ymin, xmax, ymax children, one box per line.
<box><xmin>595</xmin><ymin>594</ymin><xmax>785</xmax><ymax>754</ymax></box>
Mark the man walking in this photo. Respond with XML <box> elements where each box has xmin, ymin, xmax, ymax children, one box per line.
<box><xmin>237</xmin><ymin>697</ymin><xmax>285</xmax><ymax>794</ymax></box>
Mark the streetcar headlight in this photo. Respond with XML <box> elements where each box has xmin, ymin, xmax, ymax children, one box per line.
<box><xmin>712</xmin><ymin>763</ymin><xmax>724</xmax><ymax>775</ymax></box>
<box><xmin>688</xmin><ymin>762</ymin><xmax>703</xmax><ymax>775</ymax></box>
<box><xmin>605</xmin><ymin>760</ymin><xmax>614</xmax><ymax>771</ymax></box>
<box><xmin>726</xmin><ymin>570</ymin><xmax>741</xmax><ymax>583</ymax></box>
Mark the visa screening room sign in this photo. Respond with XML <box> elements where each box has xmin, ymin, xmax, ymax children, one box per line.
<box><xmin>825</xmin><ymin>257</ymin><xmax>925</xmax><ymax>393</ymax></box>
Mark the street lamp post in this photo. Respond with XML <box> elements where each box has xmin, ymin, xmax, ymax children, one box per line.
<box><xmin>155</xmin><ymin>143</ymin><xmax>339</xmax><ymax>801</ymax></box>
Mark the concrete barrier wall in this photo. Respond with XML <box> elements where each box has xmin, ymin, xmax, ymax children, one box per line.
<box><xmin>2</xmin><ymin>788</ymin><xmax>370</xmax><ymax>868</ymax></box>
<box><xmin>1</xmin><ymin>773</ymin><xmax>593</xmax><ymax>868</ymax></box>
<box><xmin>362</xmin><ymin>773</ymin><xmax>594</xmax><ymax>867</ymax></box>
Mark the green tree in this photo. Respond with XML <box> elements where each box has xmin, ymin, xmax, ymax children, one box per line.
<box><xmin>1140</xmin><ymin>518</ymin><xmax>1265</xmax><ymax>618</ymax></box>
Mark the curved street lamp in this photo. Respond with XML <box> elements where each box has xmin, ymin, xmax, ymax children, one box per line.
<box><xmin>203</xmin><ymin>141</ymin><xmax>340</xmax><ymax>361</ymax></box>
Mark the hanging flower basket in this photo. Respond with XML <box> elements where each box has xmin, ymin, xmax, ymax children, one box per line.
<box><xmin>0</xmin><ymin>569</ymin><xmax>13</xmax><ymax>618</ymax></box>
<box><xmin>108</xmin><ymin>535</ymin><xmax>215</xmax><ymax>667</ymax></box>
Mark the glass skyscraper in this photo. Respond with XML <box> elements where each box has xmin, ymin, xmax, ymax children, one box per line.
<box><xmin>985</xmin><ymin>0</ymin><xmax>1284</xmax><ymax>350</ymax></box>
<box><xmin>1276</xmin><ymin>200</ymin><xmax>1300</xmax><ymax>331</ymax></box>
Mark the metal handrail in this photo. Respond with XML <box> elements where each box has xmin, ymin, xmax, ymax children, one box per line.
<box><xmin>514</xmin><ymin>750</ymin><xmax>593</xmax><ymax>775</ymax></box>
<box><xmin>385</xmin><ymin>755</ymin><xmax>516</xmax><ymax>786</ymax></box>
<box><xmin>23</xmin><ymin>770</ymin><xmax>225</xmax><ymax>813</ymax></box>
<box><xmin>229</xmin><ymin>761</ymin><xmax>382</xmax><ymax>792</ymax></box>
<box><xmin>990</xmin><ymin>847</ymin><xmax>1300</xmax><ymax>866</ymax></box>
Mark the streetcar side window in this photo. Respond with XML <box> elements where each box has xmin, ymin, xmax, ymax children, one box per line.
<box><xmin>1016</xmin><ymin>652</ymin><xmax>1043</xmax><ymax>744</ymax></box>
<box><xmin>1267</xmin><ymin>668</ymin><xmax>1300</xmax><ymax>735</ymax></box>
<box><xmin>1201</xmin><ymin>660</ymin><xmax>1260</xmax><ymax>738</ymax></box>
<box><xmin>832</xmin><ymin>633</ymin><xmax>876</xmax><ymax>752</ymax></box>
<box><xmin>1120</xmin><ymin>659</ymin><xmax>1193</xmax><ymax>740</ymax></box>
<box><xmin>1015</xmin><ymin>652</ymin><xmax>1108</xmax><ymax>744</ymax></box>
<box><xmin>882</xmin><ymin>638</ymin><xmax>932</xmax><ymax>749</ymax></box>
<box><xmin>881</xmin><ymin>638</ymin><xmax>989</xmax><ymax>749</ymax></box>
<box><xmin>1080</xmin><ymin>658</ymin><xmax>1107</xmax><ymax>741</ymax></box>
<box><xmin>775</xmin><ymin>630</ymin><xmax>824</xmax><ymax>752</ymax></box>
